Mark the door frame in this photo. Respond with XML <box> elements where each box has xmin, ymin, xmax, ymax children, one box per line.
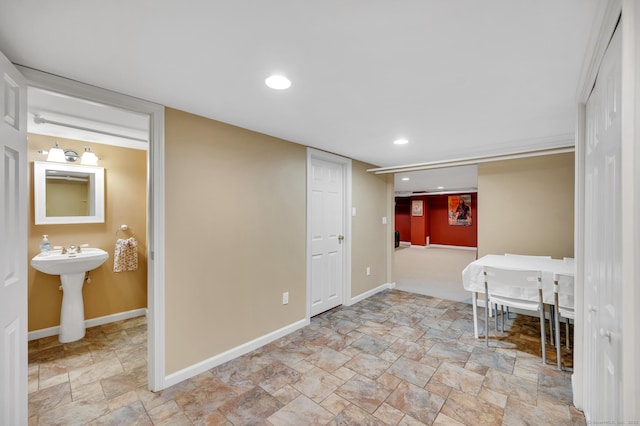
<box><xmin>18</xmin><ymin>67</ymin><xmax>167</xmax><ymax>391</ymax></box>
<box><xmin>305</xmin><ymin>148</ymin><xmax>352</xmax><ymax>319</ymax></box>
<box><xmin>574</xmin><ymin>0</ymin><xmax>639</xmax><ymax>420</ymax></box>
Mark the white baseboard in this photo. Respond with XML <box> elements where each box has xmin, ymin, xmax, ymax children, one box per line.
<box><xmin>426</xmin><ymin>244</ymin><xmax>477</xmax><ymax>251</ymax></box>
<box><xmin>348</xmin><ymin>282</ymin><xmax>396</xmax><ymax>306</ymax></box>
<box><xmin>28</xmin><ymin>308</ymin><xmax>147</xmax><ymax>341</ymax></box>
<box><xmin>163</xmin><ymin>318</ymin><xmax>310</xmax><ymax>388</ymax></box>
<box><xmin>399</xmin><ymin>241</ymin><xmax>411</xmax><ymax>246</ymax></box>
<box><xmin>164</xmin><ymin>283</ymin><xmax>399</xmax><ymax>388</ymax></box>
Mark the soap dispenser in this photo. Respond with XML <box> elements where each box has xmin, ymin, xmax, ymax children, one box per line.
<box><xmin>40</xmin><ymin>235</ymin><xmax>50</xmax><ymax>254</ymax></box>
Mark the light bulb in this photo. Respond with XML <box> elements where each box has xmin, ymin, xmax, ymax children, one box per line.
<box><xmin>46</xmin><ymin>141</ymin><xmax>65</xmax><ymax>162</ymax></box>
<box><xmin>80</xmin><ymin>147</ymin><xmax>98</xmax><ymax>166</ymax></box>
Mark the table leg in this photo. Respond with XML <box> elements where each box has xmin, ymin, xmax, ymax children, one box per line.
<box><xmin>472</xmin><ymin>292</ymin><xmax>479</xmax><ymax>339</ymax></box>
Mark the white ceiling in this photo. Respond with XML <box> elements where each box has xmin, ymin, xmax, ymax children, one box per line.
<box><xmin>0</xmin><ymin>1</ymin><xmax>600</xmax><ymax>190</ymax></box>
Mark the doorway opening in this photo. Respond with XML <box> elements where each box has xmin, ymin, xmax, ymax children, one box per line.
<box><xmin>392</xmin><ymin>166</ymin><xmax>478</xmax><ymax>302</ymax></box>
<box><xmin>20</xmin><ymin>66</ymin><xmax>166</xmax><ymax>393</ymax></box>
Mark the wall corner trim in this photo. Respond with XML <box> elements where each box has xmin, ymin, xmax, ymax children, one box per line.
<box><xmin>163</xmin><ymin>318</ymin><xmax>310</xmax><ymax>388</ymax></box>
<box><xmin>348</xmin><ymin>282</ymin><xmax>396</xmax><ymax>306</ymax></box>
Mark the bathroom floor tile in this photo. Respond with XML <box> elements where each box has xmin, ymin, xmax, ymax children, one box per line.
<box><xmin>28</xmin><ymin>290</ymin><xmax>583</xmax><ymax>425</ymax></box>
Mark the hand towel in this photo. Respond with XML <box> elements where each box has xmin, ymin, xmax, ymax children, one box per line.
<box><xmin>114</xmin><ymin>237</ymin><xmax>138</xmax><ymax>272</ymax></box>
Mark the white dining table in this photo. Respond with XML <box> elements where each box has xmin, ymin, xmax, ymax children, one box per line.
<box><xmin>461</xmin><ymin>254</ymin><xmax>575</xmax><ymax>338</ymax></box>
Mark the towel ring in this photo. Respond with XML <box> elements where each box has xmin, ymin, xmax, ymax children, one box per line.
<box><xmin>116</xmin><ymin>224</ymin><xmax>129</xmax><ymax>236</ymax></box>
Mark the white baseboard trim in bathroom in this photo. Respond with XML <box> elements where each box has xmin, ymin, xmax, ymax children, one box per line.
<box><xmin>399</xmin><ymin>241</ymin><xmax>411</xmax><ymax>246</ymax></box>
<box><xmin>349</xmin><ymin>282</ymin><xmax>396</xmax><ymax>306</ymax></box>
<box><xmin>28</xmin><ymin>308</ymin><xmax>148</xmax><ymax>341</ymax></box>
<box><xmin>163</xmin><ymin>317</ymin><xmax>310</xmax><ymax>388</ymax></box>
<box><xmin>426</xmin><ymin>244</ymin><xmax>477</xmax><ymax>251</ymax></box>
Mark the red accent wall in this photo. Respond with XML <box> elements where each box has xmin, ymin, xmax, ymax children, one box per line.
<box><xmin>428</xmin><ymin>193</ymin><xmax>477</xmax><ymax>247</ymax></box>
<box><xmin>394</xmin><ymin>193</ymin><xmax>477</xmax><ymax>248</ymax></box>
<box><xmin>395</xmin><ymin>198</ymin><xmax>411</xmax><ymax>241</ymax></box>
<box><xmin>410</xmin><ymin>196</ymin><xmax>428</xmax><ymax>246</ymax></box>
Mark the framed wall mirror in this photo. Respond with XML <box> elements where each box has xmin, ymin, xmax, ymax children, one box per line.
<box><xmin>34</xmin><ymin>161</ymin><xmax>105</xmax><ymax>224</ymax></box>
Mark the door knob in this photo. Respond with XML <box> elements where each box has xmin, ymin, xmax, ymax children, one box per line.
<box><xmin>599</xmin><ymin>328</ymin><xmax>612</xmax><ymax>339</ymax></box>
<box><xmin>338</xmin><ymin>235</ymin><xmax>344</xmax><ymax>244</ymax></box>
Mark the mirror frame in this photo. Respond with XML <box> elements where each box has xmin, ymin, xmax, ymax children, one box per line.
<box><xmin>34</xmin><ymin>161</ymin><xmax>105</xmax><ymax>224</ymax></box>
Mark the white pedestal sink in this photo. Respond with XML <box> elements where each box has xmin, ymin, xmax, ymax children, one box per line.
<box><xmin>31</xmin><ymin>248</ymin><xmax>109</xmax><ymax>343</ymax></box>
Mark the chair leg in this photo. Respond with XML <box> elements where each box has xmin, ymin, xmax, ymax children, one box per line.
<box><xmin>555</xmin><ymin>310</ymin><xmax>561</xmax><ymax>370</ymax></box>
<box><xmin>539</xmin><ymin>307</ymin><xmax>546</xmax><ymax>364</ymax></box>
<box><xmin>548</xmin><ymin>305</ymin><xmax>555</xmax><ymax>346</ymax></box>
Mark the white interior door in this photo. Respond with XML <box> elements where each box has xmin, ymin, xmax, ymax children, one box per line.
<box><xmin>583</xmin><ymin>26</ymin><xmax>622</xmax><ymax>422</ymax></box>
<box><xmin>0</xmin><ymin>51</ymin><xmax>28</xmax><ymax>425</ymax></box>
<box><xmin>308</xmin><ymin>153</ymin><xmax>346</xmax><ymax>316</ymax></box>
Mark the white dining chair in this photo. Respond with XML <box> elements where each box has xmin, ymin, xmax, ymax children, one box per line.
<box><xmin>502</xmin><ymin>254</ymin><xmax>552</xmax><ymax>322</ymax></box>
<box><xmin>553</xmin><ymin>272</ymin><xmax>575</xmax><ymax>370</ymax></box>
<box><xmin>545</xmin><ymin>258</ymin><xmax>574</xmax><ymax>347</ymax></box>
<box><xmin>484</xmin><ymin>266</ymin><xmax>546</xmax><ymax>363</ymax></box>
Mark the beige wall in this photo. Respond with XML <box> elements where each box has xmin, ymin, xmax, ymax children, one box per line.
<box><xmin>477</xmin><ymin>152</ymin><xmax>574</xmax><ymax>259</ymax></box>
<box><xmin>27</xmin><ymin>134</ymin><xmax>148</xmax><ymax>331</ymax></box>
<box><xmin>351</xmin><ymin>160</ymin><xmax>392</xmax><ymax>297</ymax></box>
<box><xmin>164</xmin><ymin>108</ymin><xmax>391</xmax><ymax>375</ymax></box>
<box><xmin>164</xmin><ymin>109</ymin><xmax>307</xmax><ymax>373</ymax></box>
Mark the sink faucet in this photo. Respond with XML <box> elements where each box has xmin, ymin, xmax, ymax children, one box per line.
<box><xmin>61</xmin><ymin>244</ymin><xmax>88</xmax><ymax>254</ymax></box>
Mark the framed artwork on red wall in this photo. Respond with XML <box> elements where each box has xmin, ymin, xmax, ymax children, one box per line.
<box><xmin>411</xmin><ymin>199</ymin><xmax>423</xmax><ymax>216</ymax></box>
<box><xmin>448</xmin><ymin>194</ymin><xmax>472</xmax><ymax>226</ymax></box>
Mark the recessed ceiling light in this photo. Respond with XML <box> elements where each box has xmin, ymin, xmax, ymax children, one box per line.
<box><xmin>393</xmin><ymin>139</ymin><xmax>409</xmax><ymax>145</ymax></box>
<box><xmin>265</xmin><ymin>75</ymin><xmax>291</xmax><ymax>90</ymax></box>
<box><xmin>437</xmin><ymin>186</ymin><xmax>444</xmax><ymax>190</ymax></box>
<box><xmin>402</xmin><ymin>177</ymin><xmax>410</xmax><ymax>181</ymax></box>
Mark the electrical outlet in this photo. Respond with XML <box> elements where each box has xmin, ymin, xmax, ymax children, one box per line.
<box><xmin>366</xmin><ymin>267</ymin><xmax>371</xmax><ymax>276</ymax></box>
<box><xmin>282</xmin><ymin>292</ymin><xmax>289</xmax><ymax>305</ymax></box>
<box><xmin>382</xmin><ymin>216</ymin><xmax>387</xmax><ymax>224</ymax></box>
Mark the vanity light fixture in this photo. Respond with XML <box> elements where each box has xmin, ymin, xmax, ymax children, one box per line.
<box><xmin>265</xmin><ymin>75</ymin><xmax>291</xmax><ymax>90</ymax></box>
<box><xmin>44</xmin><ymin>141</ymin><xmax>98</xmax><ymax>165</ymax></box>
<box><xmin>80</xmin><ymin>146</ymin><xmax>98</xmax><ymax>166</ymax></box>
<box><xmin>64</xmin><ymin>150</ymin><xmax>79</xmax><ymax>162</ymax></box>
<box><xmin>46</xmin><ymin>141</ymin><xmax>66</xmax><ymax>163</ymax></box>
<box><xmin>393</xmin><ymin>139</ymin><xmax>409</xmax><ymax>145</ymax></box>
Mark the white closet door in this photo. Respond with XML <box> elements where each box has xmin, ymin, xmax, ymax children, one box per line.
<box><xmin>309</xmin><ymin>157</ymin><xmax>345</xmax><ymax>316</ymax></box>
<box><xmin>0</xmin><ymin>50</ymin><xmax>28</xmax><ymax>425</ymax></box>
<box><xmin>583</xmin><ymin>27</ymin><xmax>622</xmax><ymax>422</ymax></box>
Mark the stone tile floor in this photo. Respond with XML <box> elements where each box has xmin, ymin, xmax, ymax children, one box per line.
<box><xmin>28</xmin><ymin>289</ymin><xmax>585</xmax><ymax>425</ymax></box>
